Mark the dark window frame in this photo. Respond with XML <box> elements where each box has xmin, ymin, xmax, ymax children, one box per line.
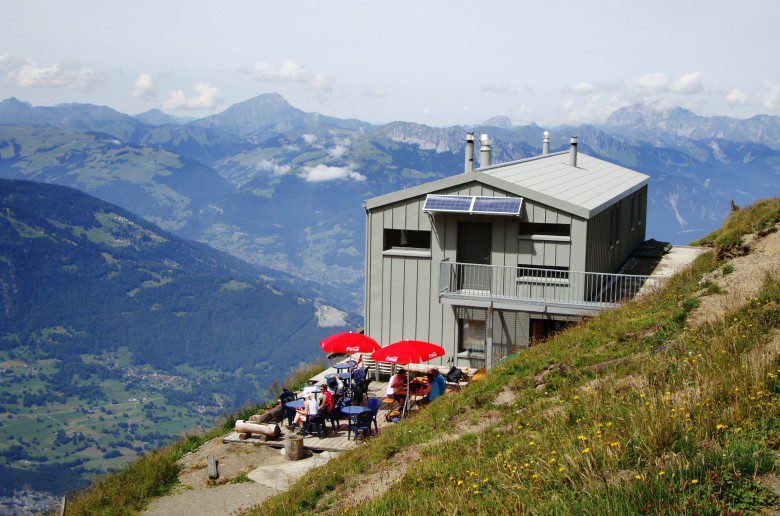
<box><xmin>518</xmin><ymin>222</ymin><xmax>571</xmax><ymax>237</ymax></box>
<box><xmin>383</xmin><ymin>228</ymin><xmax>431</xmax><ymax>251</ymax></box>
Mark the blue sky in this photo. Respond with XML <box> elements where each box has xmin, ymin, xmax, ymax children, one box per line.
<box><xmin>1</xmin><ymin>0</ymin><xmax>778</xmax><ymax>125</ymax></box>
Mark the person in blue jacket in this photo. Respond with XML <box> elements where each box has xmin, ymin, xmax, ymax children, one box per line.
<box><xmin>423</xmin><ymin>368</ymin><xmax>447</xmax><ymax>403</ymax></box>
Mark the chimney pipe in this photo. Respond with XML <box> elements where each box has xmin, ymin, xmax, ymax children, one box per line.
<box><xmin>479</xmin><ymin>133</ymin><xmax>492</xmax><ymax>168</ymax></box>
<box><xmin>569</xmin><ymin>136</ymin><xmax>578</xmax><ymax>167</ymax></box>
<box><xmin>464</xmin><ymin>132</ymin><xmax>475</xmax><ymax>173</ymax></box>
<box><xmin>542</xmin><ymin>130</ymin><xmax>550</xmax><ymax>155</ymax></box>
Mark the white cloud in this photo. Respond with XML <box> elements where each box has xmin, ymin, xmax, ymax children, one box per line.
<box><xmin>461</xmin><ymin>105</ymin><xmax>470</xmax><ymax>112</ymax></box>
<box><xmin>327</xmin><ymin>145</ymin><xmax>347</xmax><ymax>158</ymax></box>
<box><xmin>566</xmin><ymin>81</ymin><xmax>595</xmax><ymax>93</ymax></box>
<box><xmin>255</xmin><ymin>158</ymin><xmax>291</xmax><ymax>175</ymax></box>
<box><xmin>247</xmin><ymin>59</ymin><xmax>333</xmax><ymax>96</ymax></box>
<box><xmin>722</xmin><ymin>81</ymin><xmax>780</xmax><ymax>110</ymax></box>
<box><xmin>724</xmin><ymin>88</ymin><xmax>751</xmax><ymax>106</ymax></box>
<box><xmin>131</xmin><ymin>73</ymin><xmax>156</xmax><ymax>100</ymax></box>
<box><xmin>760</xmin><ymin>81</ymin><xmax>780</xmax><ymax>110</ymax></box>
<box><xmin>164</xmin><ymin>81</ymin><xmax>223</xmax><ymax>111</ymax></box>
<box><xmin>2</xmin><ymin>54</ymin><xmax>104</xmax><ymax>92</ymax></box>
<box><xmin>481</xmin><ymin>84</ymin><xmax>517</xmax><ymax>96</ymax></box>
<box><xmin>301</xmin><ymin>133</ymin><xmax>317</xmax><ymax>144</ymax></box>
<box><xmin>670</xmin><ymin>71</ymin><xmax>706</xmax><ymax>94</ymax></box>
<box><xmin>362</xmin><ymin>89</ymin><xmax>388</xmax><ymax>98</ymax></box>
<box><xmin>301</xmin><ymin>164</ymin><xmax>365</xmax><ymax>182</ymax></box>
<box><xmin>561</xmin><ymin>70</ymin><xmax>712</xmax><ymax>122</ymax></box>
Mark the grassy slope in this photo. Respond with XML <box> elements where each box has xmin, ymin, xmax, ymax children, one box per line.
<box><xmin>65</xmin><ymin>199</ymin><xmax>780</xmax><ymax>514</ymax></box>
<box><xmin>254</xmin><ymin>199</ymin><xmax>780</xmax><ymax>514</ymax></box>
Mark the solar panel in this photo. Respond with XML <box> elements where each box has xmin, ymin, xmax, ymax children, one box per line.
<box><xmin>423</xmin><ymin>195</ymin><xmax>473</xmax><ymax>213</ymax></box>
<box><xmin>471</xmin><ymin>196</ymin><xmax>523</xmax><ymax>215</ymax></box>
<box><xmin>422</xmin><ymin>195</ymin><xmax>522</xmax><ymax>216</ymax></box>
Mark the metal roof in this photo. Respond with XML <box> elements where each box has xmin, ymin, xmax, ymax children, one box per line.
<box><xmin>477</xmin><ymin>151</ymin><xmax>649</xmax><ymax>216</ymax></box>
<box><xmin>364</xmin><ymin>151</ymin><xmax>649</xmax><ymax>219</ymax></box>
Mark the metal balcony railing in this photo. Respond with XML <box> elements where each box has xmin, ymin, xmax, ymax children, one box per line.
<box><xmin>438</xmin><ymin>261</ymin><xmax>660</xmax><ymax>310</ymax></box>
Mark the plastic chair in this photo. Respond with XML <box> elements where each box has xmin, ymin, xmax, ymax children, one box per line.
<box><xmin>304</xmin><ymin>412</ymin><xmax>325</xmax><ymax>439</ymax></box>
<box><xmin>280</xmin><ymin>389</ymin><xmax>296</xmax><ymax>426</ymax></box>
<box><xmin>321</xmin><ymin>405</ymin><xmax>339</xmax><ymax>432</ymax></box>
<box><xmin>367</xmin><ymin>398</ymin><xmax>380</xmax><ymax>432</ymax></box>
<box><xmin>351</xmin><ymin>411</ymin><xmax>374</xmax><ymax>440</ymax></box>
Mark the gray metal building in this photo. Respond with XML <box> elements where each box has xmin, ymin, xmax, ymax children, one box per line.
<box><xmin>363</xmin><ymin>133</ymin><xmax>650</xmax><ymax>369</ymax></box>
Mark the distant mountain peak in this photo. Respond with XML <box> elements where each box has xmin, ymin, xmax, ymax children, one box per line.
<box><xmin>1</xmin><ymin>97</ymin><xmax>31</xmax><ymax>107</ymax></box>
<box><xmin>134</xmin><ymin>108</ymin><xmax>194</xmax><ymax>126</ymax></box>
<box><xmin>482</xmin><ymin>115</ymin><xmax>514</xmax><ymax>129</ymax></box>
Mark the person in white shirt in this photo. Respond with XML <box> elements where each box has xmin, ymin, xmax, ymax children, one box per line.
<box><xmin>386</xmin><ymin>369</ymin><xmax>408</xmax><ymax>409</ymax></box>
<box><xmin>293</xmin><ymin>393</ymin><xmax>319</xmax><ymax>430</ymax></box>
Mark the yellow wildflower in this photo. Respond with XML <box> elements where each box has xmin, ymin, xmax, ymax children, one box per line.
<box><xmin>581</xmin><ymin>448</ymin><xmax>590</xmax><ymax>454</ymax></box>
<box><xmin>528</xmin><ymin>441</ymin><xmax>535</xmax><ymax>446</ymax></box>
<box><xmin>691</xmin><ymin>479</ymin><xmax>698</xmax><ymax>484</ymax></box>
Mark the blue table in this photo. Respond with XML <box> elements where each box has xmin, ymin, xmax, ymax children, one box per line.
<box><xmin>333</xmin><ymin>363</ymin><xmax>352</xmax><ymax>371</ymax></box>
<box><xmin>284</xmin><ymin>400</ymin><xmax>305</xmax><ymax>410</ymax></box>
<box><xmin>341</xmin><ymin>405</ymin><xmax>370</xmax><ymax>438</ymax></box>
<box><xmin>325</xmin><ymin>372</ymin><xmax>351</xmax><ymax>380</ymax></box>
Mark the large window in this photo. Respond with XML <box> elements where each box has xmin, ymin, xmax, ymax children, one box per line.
<box><xmin>383</xmin><ymin>229</ymin><xmax>431</xmax><ymax>251</ymax></box>
<box><xmin>518</xmin><ymin>222</ymin><xmax>570</xmax><ymax>237</ymax></box>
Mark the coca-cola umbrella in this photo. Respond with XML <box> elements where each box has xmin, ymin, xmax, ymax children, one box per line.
<box><xmin>319</xmin><ymin>332</ymin><xmax>381</xmax><ymax>355</ymax></box>
<box><xmin>371</xmin><ymin>340</ymin><xmax>445</xmax><ymax>416</ymax></box>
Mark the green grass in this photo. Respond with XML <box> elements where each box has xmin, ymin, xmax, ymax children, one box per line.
<box><xmin>694</xmin><ymin>197</ymin><xmax>780</xmax><ymax>256</ymax></box>
<box><xmin>252</xmin><ymin>249</ymin><xmax>780</xmax><ymax>514</ymax></box>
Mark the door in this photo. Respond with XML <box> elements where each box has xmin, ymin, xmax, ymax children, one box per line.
<box><xmin>457</xmin><ymin>222</ymin><xmax>492</xmax><ymax>291</ymax></box>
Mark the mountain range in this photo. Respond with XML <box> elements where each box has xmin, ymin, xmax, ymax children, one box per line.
<box><xmin>0</xmin><ymin>94</ymin><xmax>778</xmax><ymax>311</ymax></box>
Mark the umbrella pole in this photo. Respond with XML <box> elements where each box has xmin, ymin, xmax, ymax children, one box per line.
<box><xmin>404</xmin><ymin>373</ymin><xmax>410</xmax><ymax>418</ymax></box>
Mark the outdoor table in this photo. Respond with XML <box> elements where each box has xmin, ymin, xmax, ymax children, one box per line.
<box><xmin>284</xmin><ymin>399</ymin><xmax>306</xmax><ymax>410</ymax></box>
<box><xmin>341</xmin><ymin>405</ymin><xmax>370</xmax><ymax>438</ymax></box>
<box><xmin>325</xmin><ymin>372</ymin><xmax>351</xmax><ymax>380</ymax></box>
<box><xmin>333</xmin><ymin>363</ymin><xmax>352</xmax><ymax>371</ymax></box>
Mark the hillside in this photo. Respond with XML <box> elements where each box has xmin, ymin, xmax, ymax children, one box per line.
<box><xmin>0</xmin><ymin>179</ymin><xmax>354</xmax><ymax>506</ymax></box>
<box><xmin>64</xmin><ymin>198</ymin><xmax>780</xmax><ymax>514</ymax></box>
<box><xmin>250</xmin><ymin>199</ymin><xmax>780</xmax><ymax>514</ymax></box>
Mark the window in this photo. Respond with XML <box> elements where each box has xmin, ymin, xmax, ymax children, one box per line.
<box><xmin>518</xmin><ymin>222</ymin><xmax>570</xmax><ymax>237</ymax></box>
<box><xmin>383</xmin><ymin>229</ymin><xmax>431</xmax><ymax>251</ymax></box>
<box><xmin>517</xmin><ymin>264</ymin><xmax>570</xmax><ymax>282</ymax></box>
<box><xmin>458</xmin><ymin>319</ymin><xmax>486</xmax><ymax>354</ymax></box>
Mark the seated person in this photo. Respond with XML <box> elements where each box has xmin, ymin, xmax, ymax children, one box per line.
<box><xmin>293</xmin><ymin>393</ymin><xmax>319</xmax><ymax>430</ymax></box>
<box><xmin>386</xmin><ymin>369</ymin><xmax>408</xmax><ymax>407</ymax></box>
<box><xmin>422</xmin><ymin>368</ymin><xmax>447</xmax><ymax>403</ymax></box>
<box><xmin>318</xmin><ymin>383</ymin><xmax>334</xmax><ymax>412</ymax></box>
<box><xmin>326</xmin><ymin>376</ymin><xmax>344</xmax><ymax>395</ymax></box>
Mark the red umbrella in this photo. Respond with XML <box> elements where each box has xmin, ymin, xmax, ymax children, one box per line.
<box><xmin>319</xmin><ymin>332</ymin><xmax>381</xmax><ymax>354</ymax></box>
<box><xmin>371</xmin><ymin>340</ymin><xmax>445</xmax><ymax>417</ymax></box>
<box><xmin>371</xmin><ymin>340</ymin><xmax>445</xmax><ymax>365</ymax></box>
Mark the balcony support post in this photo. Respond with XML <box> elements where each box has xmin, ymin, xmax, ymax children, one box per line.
<box><xmin>485</xmin><ymin>303</ymin><xmax>494</xmax><ymax>369</ymax></box>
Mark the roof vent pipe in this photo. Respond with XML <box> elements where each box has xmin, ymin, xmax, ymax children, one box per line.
<box><xmin>569</xmin><ymin>136</ymin><xmax>578</xmax><ymax>167</ymax></box>
<box><xmin>479</xmin><ymin>133</ymin><xmax>492</xmax><ymax>168</ymax></box>
<box><xmin>464</xmin><ymin>132</ymin><xmax>475</xmax><ymax>173</ymax></box>
<box><xmin>542</xmin><ymin>130</ymin><xmax>550</xmax><ymax>155</ymax></box>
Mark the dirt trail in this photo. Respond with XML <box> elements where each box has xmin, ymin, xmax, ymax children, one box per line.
<box><xmin>691</xmin><ymin>226</ymin><xmax>780</xmax><ymax>325</ymax></box>
<box><xmin>145</xmin><ymin>437</ymin><xmax>329</xmax><ymax>515</ymax></box>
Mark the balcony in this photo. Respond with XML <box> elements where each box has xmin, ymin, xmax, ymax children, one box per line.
<box><xmin>438</xmin><ymin>261</ymin><xmax>660</xmax><ymax>315</ymax></box>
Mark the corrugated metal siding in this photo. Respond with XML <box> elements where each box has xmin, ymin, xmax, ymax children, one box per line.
<box><xmin>584</xmin><ymin>185</ymin><xmax>647</xmax><ymax>273</ymax></box>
